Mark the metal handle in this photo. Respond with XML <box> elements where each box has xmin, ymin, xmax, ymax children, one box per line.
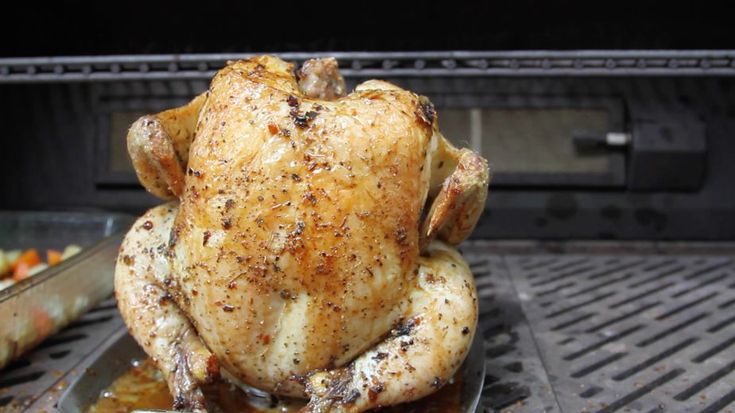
<box><xmin>572</xmin><ymin>130</ymin><xmax>630</xmax><ymax>150</ymax></box>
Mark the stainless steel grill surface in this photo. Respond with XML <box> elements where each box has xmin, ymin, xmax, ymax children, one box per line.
<box><xmin>2</xmin><ymin>242</ymin><xmax>735</xmax><ymax>412</ymax></box>
<box><xmin>464</xmin><ymin>244</ymin><xmax>735</xmax><ymax>413</ymax></box>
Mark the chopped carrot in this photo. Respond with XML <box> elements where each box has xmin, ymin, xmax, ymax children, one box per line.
<box><xmin>47</xmin><ymin>249</ymin><xmax>62</xmax><ymax>266</ymax></box>
<box><xmin>13</xmin><ymin>261</ymin><xmax>30</xmax><ymax>281</ymax></box>
<box><xmin>11</xmin><ymin>249</ymin><xmax>41</xmax><ymax>272</ymax></box>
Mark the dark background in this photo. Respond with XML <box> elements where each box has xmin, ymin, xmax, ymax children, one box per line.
<box><xmin>0</xmin><ymin>1</ymin><xmax>732</xmax><ymax>56</ymax></box>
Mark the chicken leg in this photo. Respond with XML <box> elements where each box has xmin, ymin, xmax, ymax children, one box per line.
<box><xmin>115</xmin><ymin>203</ymin><xmax>219</xmax><ymax>411</ymax></box>
<box><xmin>304</xmin><ymin>241</ymin><xmax>477</xmax><ymax>412</ymax></box>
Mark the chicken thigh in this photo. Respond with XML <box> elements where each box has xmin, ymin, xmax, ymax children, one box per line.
<box><xmin>115</xmin><ymin>55</ymin><xmax>489</xmax><ymax>412</ymax></box>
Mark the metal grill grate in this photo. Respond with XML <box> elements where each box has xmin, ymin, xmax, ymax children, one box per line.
<box><xmin>4</xmin><ymin>244</ymin><xmax>735</xmax><ymax>413</ymax></box>
<box><xmin>463</xmin><ymin>245</ymin><xmax>735</xmax><ymax>413</ymax></box>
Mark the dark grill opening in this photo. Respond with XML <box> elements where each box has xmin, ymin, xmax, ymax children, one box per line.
<box><xmin>0</xmin><ymin>395</ymin><xmax>13</xmax><ymax>407</ymax></box>
<box><xmin>0</xmin><ymin>371</ymin><xmax>44</xmax><ymax>388</ymax></box>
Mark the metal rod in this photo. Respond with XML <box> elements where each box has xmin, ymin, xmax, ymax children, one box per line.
<box><xmin>0</xmin><ymin>50</ymin><xmax>734</xmax><ymax>83</ymax></box>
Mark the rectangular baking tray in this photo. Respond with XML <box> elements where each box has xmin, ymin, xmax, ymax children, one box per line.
<box><xmin>0</xmin><ymin>211</ymin><xmax>133</xmax><ymax>369</ymax></box>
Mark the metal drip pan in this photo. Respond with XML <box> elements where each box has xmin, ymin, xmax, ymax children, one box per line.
<box><xmin>56</xmin><ymin>329</ymin><xmax>485</xmax><ymax>413</ymax></box>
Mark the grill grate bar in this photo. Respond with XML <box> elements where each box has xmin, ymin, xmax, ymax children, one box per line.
<box><xmin>674</xmin><ymin>359</ymin><xmax>735</xmax><ymax>401</ymax></box>
<box><xmin>551</xmin><ymin>313</ymin><xmax>596</xmax><ymax>331</ymax></box>
<box><xmin>586</xmin><ymin>259</ymin><xmax>647</xmax><ymax>280</ymax></box>
<box><xmin>594</xmin><ymin>369</ymin><xmax>684</xmax><ymax>413</ymax></box>
<box><xmin>699</xmin><ymin>387</ymin><xmax>735</xmax><ymax>413</ymax></box>
<box><xmin>682</xmin><ymin>260</ymin><xmax>733</xmax><ymax>280</ymax></box>
<box><xmin>565</xmin><ymin>272</ymin><xmax>634</xmax><ymax>298</ymax></box>
<box><xmin>627</xmin><ymin>265</ymin><xmax>687</xmax><ymax>288</ymax></box>
<box><xmin>655</xmin><ymin>292</ymin><xmax>719</xmax><ymax>320</ymax></box>
<box><xmin>610</xmin><ymin>282</ymin><xmax>676</xmax><ymax>308</ymax></box>
<box><xmin>612</xmin><ymin>337</ymin><xmax>699</xmax><ymax>381</ymax></box>
<box><xmin>708</xmin><ymin>314</ymin><xmax>735</xmax><ymax>333</ymax></box>
<box><xmin>692</xmin><ymin>334</ymin><xmax>735</xmax><ymax>363</ymax></box>
<box><xmin>563</xmin><ymin>325</ymin><xmax>644</xmax><ymax>361</ymax></box>
<box><xmin>671</xmin><ymin>273</ymin><xmax>730</xmax><ymax>298</ymax></box>
<box><xmin>547</xmin><ymin>258</ymin><xmax>590</xmax><ymax>273</ymax></box>
<box><xmin>530</xmin><ymin>265</ymin><xmax>597</xmax><ymax>287</ymax></box>
<box><xmin>547</xmin><ymin>292</ymin><xmax>617</xmax><ymax>319</ymax></box>
<box><xmin>719</xmin><ymin>297</ymin><xmax>735</xmax><ymax>308</ymax></box>
<box><xmin>537</xmin><ymin>282</ymin><xmax>576</xmax><ymax>297</ymax></box>
<box><xmin>571</xmin><ymin>353</ymin><xmax>627</xmax><ymax>378</ymax></box>
<box><xmin>584</xmin><ymin>301</ymin><xmax>661</xmax><ymax>333</ymax></box>
<box><xmin>636</xmin><ymin>312</ymin><xmax>710</xmax><ymax>347</ymax></box>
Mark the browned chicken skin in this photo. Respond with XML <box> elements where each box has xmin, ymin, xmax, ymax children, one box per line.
<box><xmin>115</xmin><ymin>56</ymin><xmax>489</xmax><ymax>412</ymax></box>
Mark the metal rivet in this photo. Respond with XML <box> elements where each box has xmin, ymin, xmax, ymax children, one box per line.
<box><xmin>0</xmin><ymin>67</ymin><xmax>9</xmax><ymax>76</ymax></box>
<box><xmin>442</xmin><ymin>59</ymin><xmax>457</xmax><ymax>69</ymax></box>
<box><xmin>606</xmin><ymin>59</ymin><xmax>616</xmax><ymax>69</ymax></box>
<box><xmin>198</xmin><ymin>62</ymin><xmax>208</xmax><ymax>71</ymax></box>
<box><xmin>700</xmin><ymin>59</ymin><xmax>711</xmax><ymax>69</ymax></box>
<box><xmin>26</xmin><ymin>66</ymin><xmax>36</xmax><ymax>75</ymax></box>
<box><xmin>637</xmin><ymin>59</ymin><xmax>647</xmax><ymax>68</ymax></box>
<box><xmin>351</xmin><ymin>60</ymin><xmax>362</xmax><ymax>70</ymax></box>
<box><xmin>574</xmin><ymin>60</ymin><xmax>584</xmax><ymax>69</ymax></box>
<box><xmin>510</xmin><ymin>59</ymin><xmax>520</xmax><ymax>70</ymax></box>
<box><xmin>168</xmin><ymin>63</ymin><xmax>178</xmax><ymax>72</ymax></box>
<box><xmin>541</xmin><ymin>59</ymin><xmax>551</xmax><ymax>69</ymax></box>
<box><xmin>82</xmin><ymin>65</ymin><xmax>92</xmax><ymax>74</ymax></box>
<box><xmin>382</xmin><ymin>60</ymin><xmax>397</xmax><ymax>70</ymax></box>
<box><xmin>139</xmin><ymin>63</ymin><xmax>150</xmax><ymax>72</ymax></box>
<box><xmin>414</xmin><ymin>60</ymin><xmax>426</xmax><ymax>69</ymax></box>
<box><xmin>668</xmin><ymin>59</ymin><xmax>679</xmax><ymax>68</ymax></box>
<box><xmin>110</xmin><ymin>64</ymin><xmax>121</xmax><ymax>73</ymax></box>
<box><xmin>53</xmin><ymin>65</ymin><xmax>64</xmax><ymax>74</ymax></box>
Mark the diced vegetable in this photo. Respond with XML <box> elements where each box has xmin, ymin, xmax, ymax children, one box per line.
<box><xmin>47</xmin><ymin>249</ymin><xmax>62</xmax><ymax>266</ymax></box>
<box><xmin>0</xmin><ymin>244</ymin><xmax>83</xmax><ymax>291</ymax></box>
<box><xmin>12</xmin><ymin>249</ymin><xmax>41</xmax><ymax>273</ymax></box>
<box><xmin>4</xmin><ymin>250</ymin><xmax>21</xmax><ymax>268</ymax></box>
<box><xmin>61</xmin><ymin>245</ymin><xmax>82</xmax><ymax>260</ymax></box>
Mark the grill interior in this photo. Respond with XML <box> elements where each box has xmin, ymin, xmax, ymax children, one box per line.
<box><xmin>2</xmin><ymin>244</ymin><xmax>735</xmax><ymax>412</ymax></box>
<box><xmin>463</xmin><ymin>244</ymin><xmax>735</xmax><ymax>413</ymax></box>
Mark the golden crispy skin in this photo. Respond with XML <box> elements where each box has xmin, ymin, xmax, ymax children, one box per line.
<box><xmin>167</xmin><ymin>56</ymin><xmax>433</xmax><ymax>392</ymax></box>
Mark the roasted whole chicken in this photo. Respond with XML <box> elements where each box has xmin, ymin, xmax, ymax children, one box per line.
<box><xmin>115</xmin><ymin>55</ymin><xmax>490</xmax><ymax>412</ymax></box>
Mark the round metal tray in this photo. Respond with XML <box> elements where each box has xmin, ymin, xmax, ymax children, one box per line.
<box><xmin>58</xmin><ymin>328</ymin><xmax>485</xmax><ymax>413</ymax></box>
